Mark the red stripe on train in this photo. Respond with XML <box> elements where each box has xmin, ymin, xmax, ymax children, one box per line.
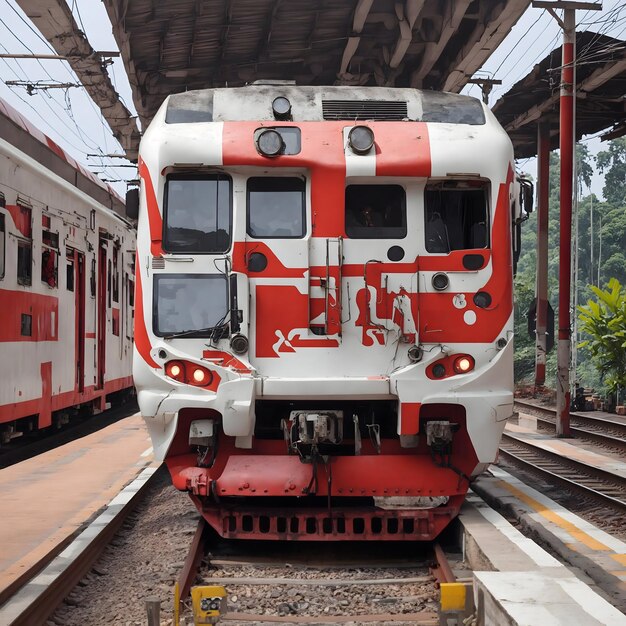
<box><xmin>0</xmin><ymin>374</ymin><xmax>134</xmax><ymax>426</ymax></box>
<box><xmin>139</xmin><ymin>157</ymin><xmax>163</xmax><ymax>256</ymax></box>
<box><xmin>0</xmin><ymin>288</ymin><xmax>58</xmax><ymax>342</ymax></box>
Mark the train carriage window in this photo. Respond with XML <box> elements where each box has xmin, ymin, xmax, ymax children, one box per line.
<box><xmin>0</xmin><ymin>214</ymin><xmax>5</xmax><ymax>279</ymax></box>
<box><xmin>41</xmin><ymin>248</ymin><xmax>58</xmax><ymax>287</ymax></box>
<box><xmin>153</xmin><ymin>274</ymin><xmax>229</xmax><ymax>337</ymax></box>
<box><xmin>247</xmin><ymin>177</ymin><xmax>305</xmax><ymax>238</ymax></box>
<box><xmin>112</xmin><ymin>244</ymin><xmax>119</xmax><ymax>303</ymax></box>
<box><xmin>17</xmin><ymin>240</ymin><xmax>32</xmax><ymax>285</ymax></box>
<box><xmin>345</xmin><ymin>185</ymin><xmax>406</xmax><ymax>239</ymax></box>
<box><xmin>66</xmin><ymin>253</ymin><xmax>75</xmax><ymax>292</ymax></box>
<box><xmin>424</xmin><ymin>181</ymin><xmax>489</xmax><ymax>253</ymax></box>
<box><xmin>164</xmin><ymin>174</ymin><xmax>231</xmax><ymax>253</ymax></box>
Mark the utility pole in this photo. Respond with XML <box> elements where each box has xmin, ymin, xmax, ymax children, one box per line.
<box><xmin>466</xmin><ymin>78</ymin><xmax>503</xmax><ymax>105</ymax></box>
<box><xmin>535</xmin><ymin>121</ymin><xmax>551</xmax><ymax>388</ymax></box>
<box><xmin>533</xmin><ymin>1</ymin><xmax>602</xmax><ymax>437</ymax></box>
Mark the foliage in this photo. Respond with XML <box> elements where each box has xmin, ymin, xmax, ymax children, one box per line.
<box><xmin>513</xmin><ymin>139</ymin><xmax>626</xmax><ymax>392</ymax></box>
<box><xmin>577</xmin><ymin>279</ymin><xmax>626</xmax><ymax>393</ymax></box>
<box><xmin>596</xmin><ymin>138</ymin><xmax>626</xmax><ymax>208</ymax></box>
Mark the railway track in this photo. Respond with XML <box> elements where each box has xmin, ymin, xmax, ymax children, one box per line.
<box><xmin>499</xmin><ymin>431</ymin><xmax>626</xmax><ymax>513</ymax></box>
<box><xmin>174</xmin><ymin>523</ymin><xmax>454</xmax><ymax>624</ymax></box>
<box><xmin>513</xmin><ymin>400</ymin><xmax>626</xmax><ymax>453</ymax></box>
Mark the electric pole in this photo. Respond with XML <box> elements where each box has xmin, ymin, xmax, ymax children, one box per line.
<box><xmin>532</xmin><ymin>1</ymin><xmax>602</xmax><ymax>436</ymax></box>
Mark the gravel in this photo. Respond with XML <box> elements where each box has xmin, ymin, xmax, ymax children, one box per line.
<box><xmin>48</xmin><ymin>467</ymin><xmax>441</xmax><ymax>625</ymax></box>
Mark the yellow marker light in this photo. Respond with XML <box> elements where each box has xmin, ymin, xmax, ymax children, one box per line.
<box><xmin>193</xmin><ymin>368</ymin><xmax>206</xmax><ymax>383</ymax></box>
<box><xmin>191</xmin><ymin>585</ymin><xmax>227</xmax><ymax>625</ymax></box>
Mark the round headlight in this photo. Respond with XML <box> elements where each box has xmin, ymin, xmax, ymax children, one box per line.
<box><xmin>432</xmin><ymin>363</ymin><xmax>446</xmax><ymax>378</ymax></box>
<box><xmin>230</xmin><ymin>334</ymin><xmax>249</xmax><ymax>355</ymax></box>
<box><xmin>193</xmin><ymin>368</ymin><xmax>207</xmax><ymax>383</ymax></box>
<box><xmin>272</xmin><ymin>96</ymin><xmax>291</xmax><ymax>120</ymax></box>
<box><xmin>407</xmin><ymin>345</ymin><xmax>423</xmax><ymax>363</ymax></box>
<box><xmin>432</xmin><ymin>272</ymin><xmax>449</xmax><ymax>291</ymax></box>
<box><xmin>348</xmin><ymin>125</ymin><xmax>374</xmax><ymax>154</ymax></box>
<box><xmin>473</xmin><ymin>291</ymin><xmax>492</xmax><ymax>308</ymax></box>
<box><xmin>256</xmin><ymin>129</ymin><xmax>284</xmax><ymax>157</ymax></box>
<box><xmin>453</xmin><ymin>355</ymin><xmax>475</xmax><ymax>374</ymax></box>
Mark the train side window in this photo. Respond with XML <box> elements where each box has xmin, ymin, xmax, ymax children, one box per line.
<box><xmin>164</xmin><ymin>173</ymin><xmax>232</xmax><ymax>253</ymax></box>
<box><xmin>112</xmin><ymin>244</ymin><xmax>119</xmax><ymax>303</ymax></box>
<box><xmin>247</xmin><ymin>177</ymin><xmax>305</xmax><ymax>238</ymax></box>
<box><xmin>17</xmin><ymin>240</ymin><xmax>32</xmax><ymax>285</ymax></box>
<box><xmin>0</xmin><ymin>214</ymin><xmax>5</xmax><ymax>279</ymax></box>
<box><xmin>345</xmin><ymin>185</ymin><xmax>406</xmax><ymax>239</ymax></box>
<box><xmin>66</xmin><ymin>253</ymin><xmax>75</xmax><ymax>292</ymax></box>
<box><xmin>424</xmin><ymin>181</ymin><xmax>489</xmax><ymax>253</ymax></box>
<box><xmin>41</xmin><ymin>249</ymin><xmax>58</xmax><ymax>287</ymax></box>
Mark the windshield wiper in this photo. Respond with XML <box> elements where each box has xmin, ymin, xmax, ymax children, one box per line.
<box><xmin>163</xmin><ymin>325</ymin><xmax>227</xmax><ymax>339</ymax></box>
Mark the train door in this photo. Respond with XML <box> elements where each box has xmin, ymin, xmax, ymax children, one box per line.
<box><xmin>72</xmin><ymin>249</ymin><xmax>86</xmax><ymax>393</ymax></box>
<box><xmin>96</xmin><ymin>239</ymin><xmax>107</xmax><ymax>389</ymax></box>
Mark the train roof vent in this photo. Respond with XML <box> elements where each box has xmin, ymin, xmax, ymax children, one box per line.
<box><xmin>322</xmin><ymin>100</ymin><xmax>408</xmax><ymax>121</ymax></box>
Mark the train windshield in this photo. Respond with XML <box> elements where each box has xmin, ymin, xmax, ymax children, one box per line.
<box><xmin>164</xmin><ymin>174</ymin><xmax>231</xmax><ymax>253</ymax></box>
<box><xmin>345</xmin><ymin>185</ymin><xmax>406</xmax><ymax>239</ymax></box>
<box><xmin>247</xmin><ymin>177</ymin><xmax>305</xmax><ymax>238</ymax></box>
<box><xmin>424</xmin><ymin>181</ymin><xmax>489</xmax><ymax>253</ymax></box>
<box><xmin>153</xmin><ymin>274</ymin><xmax>228</xmax><ymax>336</ymax></box>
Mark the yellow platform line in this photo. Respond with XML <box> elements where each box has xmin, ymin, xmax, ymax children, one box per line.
<box><xmin>496</xmin><ymin>479</ymin><xmax>626</xmax><ymax>568</ymax></box>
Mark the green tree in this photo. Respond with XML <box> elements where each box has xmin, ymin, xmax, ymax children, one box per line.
<box><xmin>596</xmin><ymin>138</ymin><xmax>626</xmax><ymax>207</ymax></box>
<box><xmin>578</xmin><ymin>278</ymin><xmax>626</xmax><ymax>394</ymax></box>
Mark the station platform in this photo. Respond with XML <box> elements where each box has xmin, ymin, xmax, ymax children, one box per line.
<box><xmin>461</xmin><ymin>466</ymin><xmax>626</xmax><ymax>624</ymax></box>
<box><xmin>506</xmin><ymin>419</ymin><xmax>626</xmax><ymax>477</ymax></box>
<box><xmin>0</xmin><ymin>412</ymin><xmax>156</xmax><ymax>604</ymax></box>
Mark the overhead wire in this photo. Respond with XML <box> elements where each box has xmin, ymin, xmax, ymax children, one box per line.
<box><xmin>1</xmin><ymin>0</ymin><xmax>134</xmax><ymax>182</ymax></box>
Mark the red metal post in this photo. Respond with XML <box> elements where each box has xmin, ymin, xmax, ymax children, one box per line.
<box><xmin>535</xmin><ymin>121</ymin><xmax>550</xmax><ymax>388</ymax></box>
<box><xmin>556</xmin><ymin>9</ymin><xmax>575</xmax><ymax>437</ymax></box>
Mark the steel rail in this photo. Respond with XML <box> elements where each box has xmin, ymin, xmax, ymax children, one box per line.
<box><xmin>176</xmin><ymin>517</ymin><xmax>208</xmax><ymax>603</ymax></box>
<box><xmin>514</xmin><ymin>400</ymin><xmax>626</xmax><ymax>437</ymax></box>
<box><xmin>430</xmin><ymin>543</ymin><xmax>456</xmax><ymax>586</ymax></box>
<box><xmin>499</xmin><ymin>432</ymin><xmax>626</xmax><ymax>512</ymax></box>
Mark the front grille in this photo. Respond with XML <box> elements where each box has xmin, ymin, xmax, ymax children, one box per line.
<box><xmin>151</xmin><ymin>256</ymin><xmax>165</xmax><ymax>269</ymax></box>
<box><xmin>322</xmin><ymin>99</ymin><xmax>408</xmax><ymax>121</ymax></box>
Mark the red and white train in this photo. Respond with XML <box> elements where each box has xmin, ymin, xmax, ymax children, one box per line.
<box><xmin>0</xmin><ymin>97</ymin><xmax>135</xmax><ymax>443</ymax></box>
<box><xmin>132</xmin><ymin>85</ymin><xmax>530</xmax><ymax>541</ymax></box>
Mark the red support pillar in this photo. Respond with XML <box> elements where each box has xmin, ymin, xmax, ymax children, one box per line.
<box><xmin>535</xmin><ymin>121</ymin><xmax>550</xmax><ymax>388</ymax></box>
<box><xmin>556</xmin><ymin>9</ymin><xmax>575</xmax><ymax>437</ymax></box>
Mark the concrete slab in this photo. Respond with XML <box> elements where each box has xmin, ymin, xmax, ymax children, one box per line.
<box><xmin>459</xmin><ymin>483</ymin><xmax>626</xmax><ymax>624</ymax></box>
<box><xmin>475</xmin><ymin>571</ymin><xmax>626</xmax><ymax>626</ymax></box>
<box><xmin>468</xmin><ymin>465</ymin><xmax>626</xmax><ymax>616</ymax></box>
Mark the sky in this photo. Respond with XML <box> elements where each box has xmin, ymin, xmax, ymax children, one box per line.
<box><xmin>0</xmin><ymin>0</ymin><xmax>625</xmax><ymax>199</ymax></box>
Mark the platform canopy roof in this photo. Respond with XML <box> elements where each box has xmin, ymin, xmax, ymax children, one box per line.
<box><xmin>492</xmin><ymin>31</ymin><xmax>626</xmax><ymax>159</ymax></box>
<box><xmin>101</xmin><ymin>0</ymin><xmax>531</xmax><ymax>139</ymax></box>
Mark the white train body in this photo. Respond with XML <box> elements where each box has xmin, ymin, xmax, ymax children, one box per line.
<box><xmin>134</xmin><ymin>86</ymin><xmax>517</xmax><ymax>540</ymax></box>
<box><xmin>0</xmin><ymin>98</ymin><xmax>135</xmax><ymax>439</ymax></box>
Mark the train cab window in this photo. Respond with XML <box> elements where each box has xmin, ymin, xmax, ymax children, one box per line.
<box><xmin>0</xmin><ymin>214</ymin><xmax>5</xmax><ymax>279</ymax></box>
<box><xmin>17</xmin><ymin>240</ymin><xmax>32</xmax><ymax>285</ymax></box>
<box><xmin>247</xmin><ymin>177</ymin><xmax>305</xmax><ymax>238</ymax></box>
<box><xmin>164</xmin><ymin>174</ymin><xmax>231</xmax><ymax>253</ymax></box>
<box><xmin>153</xmin><ymin>274</ymin><xmax>229</xmax><ymax>337</ymax></box>
<box><xmin>345</xmin><ymin>185</ymin><xmax>406</xmax><ymax>239</ymax></box>
<box><xmin>424</xmin><ymin>181</ymin><xmax>489</xmax><ymax>253</ymax></box>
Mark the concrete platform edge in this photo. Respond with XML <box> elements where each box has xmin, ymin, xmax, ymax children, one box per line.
<box><xmin>471</xmin><ymin>474</ymin><xmax>626</xmax><ymax>613</ymax></box>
